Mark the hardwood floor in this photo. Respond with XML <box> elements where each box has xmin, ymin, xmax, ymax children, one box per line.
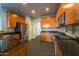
<box><xmin>0</xmin><ymin>38</ymin><xmax>63</xmax><ymax>56</ymax></box>
<box><xmin>0</xmin><ymin>43</ymin><xmax>27</xmax><ymax>56</ymax></box>
<box><xmin>55</xmin><ymin>42</ymin><xmax>63</xmax><ymax>56</ymax></box>
<box><xmin>26</xmin><ymin>39</ymin><xmax>55</xmax><ymax>56</ymax></box>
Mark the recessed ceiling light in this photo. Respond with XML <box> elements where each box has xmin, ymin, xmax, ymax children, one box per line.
<box><xmin>32</xmin><ymin>10</ymin><xmax>35</xmax><ymax>14</ymax></box>
<box><xmin>45</xmin><ymin>8</ymin><xmax>50</xmax><ymax>11</ymax></box>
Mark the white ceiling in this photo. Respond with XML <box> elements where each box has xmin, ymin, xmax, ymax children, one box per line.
<box><xmin>0</xmin><ymin>3</ymin><xmax>60</xmax><ymax>18</ymax></box>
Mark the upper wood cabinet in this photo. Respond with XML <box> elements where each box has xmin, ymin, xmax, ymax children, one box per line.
<box><xmin>16</xmin><ymin>15</ymin><xmax>25</xmax><ymax>24</ymax></box>
<box><xmin>56</xmin><ymin>4</ymin><xmax>79</xmax><ymax>26</ymax></box>
<box><xmin>73</xmin><ymin>4</ymin><xmax>79</xmax><ymax>23</ymax></box>
<box><xmin>65</xmin><ymin>4</ymin><xmax>78</xmax><ymax>25</ymax></box>
<box><xmin>17</xmin><ymin>15</ymin><xmax>21</xmax><ymax>23</ymax></box>
<box><xmin>41</xmin><ymin>16</ymin><xmax>58</xmax><ymax>28</ymax></box>
<box><xmin>8</xmin><ymin>12</ymin><xmax>17</xmax><ymax>27</ymax></box>
<box><xmin>8</xmin><ymin>12</ymin><xmax>26</xmax><ymax>28</ymax></box>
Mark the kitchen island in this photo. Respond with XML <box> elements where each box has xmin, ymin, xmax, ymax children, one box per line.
<box><xmin>56</xmin><ymin>38</ymin><xmax>79</xmax><ymax>56</ymax></box>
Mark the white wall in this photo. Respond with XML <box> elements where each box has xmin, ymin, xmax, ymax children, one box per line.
<box><xmin>2</xmin><ymin>9</ymin><xmax>8</xmax><ymax>32</ymax></box>
<box><xmin>0</xmin><ymin>6</ymin><xmax>8</xmax><ymax>32</ymax></box>
<box><xmin>25</xmin><ymin>16</ymin><xmax>34</xmax><ymax>41</ymax></box>
<box><xmin>25</xmin><ymin>16</ymin><xmax>41</xmax><ymax>40</ymax></box>
<box><xmin>0</xmin><ymin>6</ymin><xmax>3</xmax><ymax>31</ymax></box>
<box><xmin>33</xmin><ymin>18</ymin><xmax>41</xmax><ymax>38</ymax></box>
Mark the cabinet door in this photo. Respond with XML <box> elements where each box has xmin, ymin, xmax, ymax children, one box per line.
<box><xmin>20</xmin><ymin>16</ymin><xmax>25</xmax><ymax>24</ymax></box>
<box><xmin>65</xmin><ymin>4</ymin><xmax>79</xmax><ymax>25</ymax></box>
<box><xmin>22</xmin><ymin>17</ymin><xmax>25</xmax><ymax>24</ymax></box>
<box><xmin>65</xmin><ymin>8</ymin><xmax>75</xmax><ymax>25</ymax></box>
<box><xmin>17</xmin><ymin>16</ymin><xmax>21</xmax><ymax>23</ymax></box>
<box><xmin>9</xmin><ymin>12</ymin><xmax>17</xmax><ymax>27</ymax></box>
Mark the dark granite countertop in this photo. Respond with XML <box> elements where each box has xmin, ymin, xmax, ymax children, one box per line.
<box><xmin>0</xmin><ymin>32</ymin><xmax>20</xmax><ymax>35</ymax></box>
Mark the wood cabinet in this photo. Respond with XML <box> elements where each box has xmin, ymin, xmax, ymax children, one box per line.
<box><xmin>0</xmin><ymin>43</ymin><xmax>27</xmax><ymax>56</ymax></box>
<box><xmin>16</xmin><ymin>15</ymin><xmax>25</xmax><ymax>24</ymax></box>
<box><xmin>20</xmin><ymin>16</ymin><xmax>25</xmax><ymax>24</ymax></box>
<box><xmin>41</xmin><ymin>16</ymin><xmax>58</xmax><ymax>28</ymax></box>
<box><xmin>8</xmin><ymin>12</ymin><xmax>26</xmax><ymax>28</ymax></box>
<box><xmin>56</xmin><ymin>4</ymin><xmax>79</xmax><ymax>26</ymax></box>
<box><xmin>65</xmin><ymin>5</ymin><xmax>77</xmax><ymax>25</ymax></box>
<box><xmin>73</xmin><ymin>4</ymin><xmax>79</xmax><ymax>24</ymax></box>
<box><xmin>16</xmin><ymin>16</ymin><xmax>21</xmax><ymax>23</ymax></box>
<box><xmin>8</xmin><ymin>12</ymin><xmax>17</xmax><ymax>27</ymax></box>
